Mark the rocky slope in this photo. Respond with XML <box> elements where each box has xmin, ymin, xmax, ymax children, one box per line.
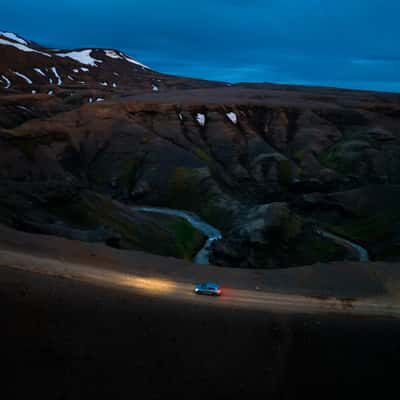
<box><xmin>0</xmin><ymin>31</ymin><xmax>225</xmax><ymax>95</ymax></box>
<box><xmin>1</xmin><ymin>31</ymin><xmax>399</xmax><ymax>267</ymax></box>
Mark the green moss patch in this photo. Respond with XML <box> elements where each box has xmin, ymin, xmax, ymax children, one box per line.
<box><xmin>294</xmin><ymin>235</ymin><xmax>348</xmax><ymax>264</ymax></box>
<box><xmin>167</xmin><ymin>167</ymin><xmax>198</xmax><ymax>209</ymax></box>
<box><xmin>158</xmin><ymin>215</ymin><xmax>205</xmax><ymax>260</ymax></box>
<box><xmin>327</xmin><ymin>210</ymin><xmax>400</xmax><ymax>243</ymax></box>
<box><xmin>325</xmin><ymin>214</ymin><xmax>400</xmax><ymax>262</ymax></box>
<box><xmin>277</xmin><ymin>159</ymin><xmax>293</xmax><ymax>188</ymax></box>
<box><xmin>248</xmin><ymin>231</ymin><xmax>347</xmax><ymax>269</ymax></box>
<box><xmin>319</xmin><ymin>138</ymin><xmax>375</xmax><ymax>175</ymax></box>
<box><xmin>47</xmin><ymin>191</ymin><xmax>206</xmax><ymax>260</ymax></box>
<box><xmin>194</xmin><ymin>147</ymin><xmax>212</xmax><ymax>163</ymax></box>
<box><xmin>118</xmin><ymin>159</ymin><xmax>139</xmax><ymax>192</ymax></box>
<box><xmin>166</xmin><ymin>167</ymin><xmax>234</xmax><ymax>231</ymax></box>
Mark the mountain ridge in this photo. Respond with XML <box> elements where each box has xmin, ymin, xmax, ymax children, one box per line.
<box><xmin>0</xmin><ymin>30</ymin><xmax>227</xmax><ymax>95</ymax></box>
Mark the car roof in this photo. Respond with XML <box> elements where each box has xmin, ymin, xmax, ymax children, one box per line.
<box><xmin>198</xmin><ymin>282</ymin><xmax>220</xmax><ymax>288</ymax></box>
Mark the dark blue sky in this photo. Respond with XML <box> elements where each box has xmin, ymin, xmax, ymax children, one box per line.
<box><xmin>2</xmin><ymin>0</ymin><xmax>400</xmax><ymax>92</ymax></box>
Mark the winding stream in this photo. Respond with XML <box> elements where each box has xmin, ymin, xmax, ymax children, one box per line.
<box><xmin>131</xmin><ymin>207</ymin><xmax>222</xmax><ymax>264</ymax></box>
<box><xmin>131</xmin><ymin>206</ymin><xmax>369</xmax><ymax>265</ymax></box>
<box><xmin>316</xmin><ymin>229</ymin><xmax>369</xmax><ymax>262</ymax></box>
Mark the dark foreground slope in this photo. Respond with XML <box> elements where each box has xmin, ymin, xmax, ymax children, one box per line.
<box><xmin>2</xmin><ymin>265</ymin><xmax>400</xmax><ymax>400</ymax></box>
<box><xmin>1</xmin><ymin>216</ymin><xmax>400</xmax><ymax>399</ymax></box>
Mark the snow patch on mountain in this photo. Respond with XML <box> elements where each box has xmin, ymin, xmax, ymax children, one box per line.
<box><xmin>100</xmin><ymin>82</ymin><xmax>108</xmax><ymax>87</ymax></box>
<box><xmin>0</xmin><ymin>31</ymin><xmax>28</xmax><ymax>45</ymax></box>
<box><xmin>105</xmin><ymin>50</ymin><xmax>123</xmax><ymax>60</ymax></box>
<box><xmin>51</xmin><ymin>67</ymin><xmax>62</xmax><ymax>85</ymax></box>
<box><xmin>196</xmin><ymin>113</ymin><xmax>206</xmax><ymax>127</ymax></box>
<box><xmin>122</xmin><ymin>53</ymin><xmax>149</xmax><ymax>69</ymax></box>
<box><xmin>152</xmin><ymin>84</ymin><xmax>159</xmax><ymax>92</ymax></box>
<box><xmin>80</xmin><ymin>67</ymin><xmax>89</xmax><ymax>72</ymax></box>
<box><xmin>56</xmin><ymin>50</ymin><xmax>102</xmax><ymax>66</ymax></box>
<box><xmin>34</xmin><ymin>68</ymin><xmax>46</xmax><ymax>77</ymax></box>
<box><xmin>13</xmin><ymin>71</ymin><xmax>32</xmax><ymax>84</ymax></box>
<box><xmin>0</xmin><ymin>37</ymin><xmax>51</xmax><ymax>57</ymax></box>
<box><xmin>17</xmin><ymin>105</ymin><xmax>30</xmax><ymax>111</ymax></box>
<box><xmin>226</xmin><ymin>112</ymin><xmax>237</xmax><ymax>124</ymax></box>
<box><xmin>104</xmin><ymin>50</ymin><xmax>148</xmax><ymax>68</ymax></box>
<box><xmin>1</xmin><ymin>75</ymin><xmax>11</xmax><ymax>89</ymax></box>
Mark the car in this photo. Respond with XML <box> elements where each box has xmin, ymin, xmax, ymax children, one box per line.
<box><xmin>194</xmin><ymin>282</ymin><xmax>222</xmax><ymax>296</ymax></box>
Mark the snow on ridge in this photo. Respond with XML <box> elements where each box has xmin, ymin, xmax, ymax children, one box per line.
<box><xmin>112</xmin><ymin>83</ymin><xmax>117</xmax><ymax>88</ymax></box>
<box><xmin>48</xmin><ymin>90</ymin><xmax>53</xmax><ymax>95</ymax></box>
<box><xmin>72</xmin><ymin>68</ymin><xmax>79</xmax><ymax>73</ymax></box>
<box><xmin>34</xmin><ymin>68</ymin><xmax>46</xmax><ymax>77</ymax></box>
<box><xmin>99</xmin><ymin>81</ymin><xmax>108</xmax><ymax>86</ymax></box>
<box><xmin>51</xmin><ymin>66</ymin><xmax>62</xmax><ymax>85</ymax></box>
<box><xmin>104</xmin><ymin>49</ymin><xmax>149</xmax><ymax>69</ymax></box>
<box><xmin>49</xmin><ymin>77</ymin><xmax>53</xmax><ymax>84</ymax></box>
<box><xmin>124</xmin><ymin>55</ymin><xmax>149</xmax><ymax>69</ymax></box>
<box><xmin>80</xmin><ymin>67</ymin><xmax>89</xmax><ymax>72</ymax></box>
<box><xmin>0</xmin><ymin>37</ymin><xmax>51</xmax><ymax>57</ymax></box>
<box><xmin>13</xmin><ymin>71</ymin><xmax>32</xmax><ymax>85</ymax></box>
<box><xmin>196</xmin><ymin>113</ymin><xmax>206</xmax><ymax>127</ymax></box>
<box><xmin>152</xmin><ymin>84</ymin><xmax>159</xmax><ymax>92</ymax></box>
<box><xmin>0</xmin><ymin>32</ymin><xmax>28</xmax><ymax>45</ymax></box>
<box><xmin>226</xmin><ymin>112</ymin><xmax>237</xmax><ymax>124</ymax></box>
<box><xmin>56</xmin><ymin>50</ymin><xmax>102</xmax><ymax>66</ymax></box>
<box><xmin>67</xmin><ymin>75</ymin><xmax>74</xmax><ymax>81</ymax></box>
<box><xmin>105</xmin><ymin>50</ymin><xmax>123</xmax><ymax>60</ymax></box>
<box><xmin>96</xmin><ymin>98</ymin><xmax>104</xmax><ymax>102</ymax></box>
<box><xmin>1</xmin><ymin>75</ymin><xmax>11</xmax><ymax>89</ymax></box>
<box><xmin>118</xmin><ymin>51</ymin><xmax>149</xmax><ymax>69</ymax></box>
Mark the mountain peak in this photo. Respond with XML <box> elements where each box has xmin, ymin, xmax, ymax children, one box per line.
<box><xmin>0</xmin><ymin>31</ymin><xmax>162</xmax><ymax>94</ymax></box>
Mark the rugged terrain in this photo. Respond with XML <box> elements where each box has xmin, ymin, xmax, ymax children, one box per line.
<box><xmin>3</xmin><ymin>264</ymin><xmax>399</xmax><ymax>400</ymax></box>
<box><xmin>1</xmin><ymin>30</ymin><xmax>400</xmax><ymax>400</ymax></box>
<box><xmin>1</xmin><ymin>225</ymin><xmax>400</xmax><ymax>399</ymax></box>
<box><xmin>1</xmin><ymin>31</ymin><xmax>400</xmax><ymax>268</ymax></box>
